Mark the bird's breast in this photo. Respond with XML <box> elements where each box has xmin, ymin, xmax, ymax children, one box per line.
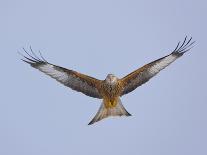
<box><xmin>100</xmin><ymin>82</ymin><xmax>123</xmax><ymax>99</ymax></box>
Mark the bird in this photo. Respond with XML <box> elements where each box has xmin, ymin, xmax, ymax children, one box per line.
<box><xmin>20</xmin><ymin>37</ymin><xmax>194</xmax><ymax>125</ymax></box>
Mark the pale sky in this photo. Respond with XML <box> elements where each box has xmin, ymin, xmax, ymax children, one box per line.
<box><xmin>1</xmin><ymin>0</ymin><xmax>207</xmax><ymax>155</ymax></box>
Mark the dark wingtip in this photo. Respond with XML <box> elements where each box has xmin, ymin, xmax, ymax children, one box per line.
<box><xmin>127</xmin><ymin>112</ymin><xmax>132</xmax><ymax>116</ymax></box>
<box><xmin>172</xmin><ymin>36</ymin><xmax>195</xmax><ymax>55</ymax></box>
<box><xmin>19</xmin><ymin>47</ymin><xmax>48</xmax><ymax>64</ymax></box>
<box><xmin>88</xmin><ymin>121</ymin><xmax>94</xmax><ymax>125</ymax></box>
<box><xmin>20</xmin><ymin>58</ymin><xmax>32</xmax><ymax>64</ymax></box>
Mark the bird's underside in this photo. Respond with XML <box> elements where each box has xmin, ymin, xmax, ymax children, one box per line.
<box><xmin>20</xmin><ymin>36</ymin><xmax>195</xmax><ymax>125</ymax></box>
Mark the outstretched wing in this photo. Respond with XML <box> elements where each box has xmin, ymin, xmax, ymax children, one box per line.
<box><xmin>121</xmin><ymin>37</ymin><xmax>195</xmax><ymax>96</ymax></box>
<box><xmin>20</xmin><ymin>48</ymin><xmax>102</xmax><ymax>99</ymax></box>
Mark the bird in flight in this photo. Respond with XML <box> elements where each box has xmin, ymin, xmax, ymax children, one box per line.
<box><xmin>21</xmin><ymin>37</ymin><xmax>194</xmax><ymax>125</ymax></box>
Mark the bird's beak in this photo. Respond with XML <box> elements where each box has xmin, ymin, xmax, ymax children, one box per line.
<box><xmin>109</xmin><ymin>77</ymin><xmax>113</xmax><ymax>82</ymax></box>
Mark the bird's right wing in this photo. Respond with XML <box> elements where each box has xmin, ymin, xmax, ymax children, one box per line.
<box><xmin>120</xmin><ymin>37</ymin><xmax>195</xmax><ymax>96</ymax></box>
<box><xmin>21</xmin><ymin>48</ymin><xmax>102</xmax><ymax>99</ymax></box>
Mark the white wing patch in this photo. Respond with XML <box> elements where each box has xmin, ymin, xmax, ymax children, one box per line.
<box><xmin>38</xmin><ymin>64</ymin><xmax>69</xmax><ymax>83</ymax></box>
<box><xmin>149</xmin><ymin>54</ymin><xmax>177</xmax><ymax>75</ymax></box>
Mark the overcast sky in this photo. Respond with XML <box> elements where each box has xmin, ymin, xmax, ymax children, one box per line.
<box><xmin>1</xmin><ymin>0</ymin><xmax>207</xmax><ymax>155</ymax></box>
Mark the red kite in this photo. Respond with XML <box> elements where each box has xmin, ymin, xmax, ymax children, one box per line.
<box><xmin>21</xmin><ymin>37</ymin><xmax>194</xmax><ymax>125</ymax></box>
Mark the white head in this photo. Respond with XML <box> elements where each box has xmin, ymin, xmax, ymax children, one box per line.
<box><xmin>105</xmin><ymin>74</ymin><xmax>118</xmax><ymax>84</ymax></box>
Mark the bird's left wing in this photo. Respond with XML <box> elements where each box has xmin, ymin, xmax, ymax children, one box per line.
<box><xmin>21</xmin><ymin>49</ymin><xmax>102</xmax><ymax>99</ymax></box>
<box><xmin>120</xmin><ymin>37</ymin><xmax>195</xmax><ymax>96</ymax></box>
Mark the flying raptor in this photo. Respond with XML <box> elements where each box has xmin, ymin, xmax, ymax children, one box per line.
<box><xmin>21</xmin><ymin>37</ymin><xmax>194</xmax><ymax>125</ymax></box>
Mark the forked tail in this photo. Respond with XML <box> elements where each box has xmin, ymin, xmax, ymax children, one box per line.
<box><xmin>88</xmin><ymin>98</ymin><xmax>131</xmax><ymax>125</ymax></box>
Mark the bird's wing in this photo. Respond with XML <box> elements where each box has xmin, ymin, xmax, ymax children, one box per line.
<box><xmin>20</xmin><ymin>48</ymin><xmax>102</xmax><ymax>99</ymax></box>
<box><xmin>120</xmin><ymin>37</ymin><xmax>195</xmax><ymax>96</ymax></box>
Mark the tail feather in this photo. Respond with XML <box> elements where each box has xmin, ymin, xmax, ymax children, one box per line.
<box><xmin>88</xmin><ymin>98</ymin><xmax>131</xmax><ymax>125</ymax></box>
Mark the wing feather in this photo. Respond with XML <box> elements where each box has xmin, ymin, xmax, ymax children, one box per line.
<box><xmin>21</xmin><ymin>50</ymin><xmax>102</xmax><ymax>99</ymax></box>
<box><xmin>121</xmin><ymin>37</ymin><xmax>195</xmax><ymax>96</ymax></box>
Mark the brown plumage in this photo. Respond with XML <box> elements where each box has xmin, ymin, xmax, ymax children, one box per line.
<box><xmin>20</xmin><ymin>37</ymin><xmax>194</xmax><ymax>125</ymax></box>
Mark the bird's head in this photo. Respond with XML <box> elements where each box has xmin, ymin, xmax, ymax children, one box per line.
<box><xmin>105</xmin><ymin>74</ymin><xmax>119</xmax><ymax>84</ymax></box>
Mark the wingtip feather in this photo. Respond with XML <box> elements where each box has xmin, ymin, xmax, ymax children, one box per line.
<box><xmin>172</xmin><ymin>36</ymin><xmax>195</xmax><ymax>55</ymax></box>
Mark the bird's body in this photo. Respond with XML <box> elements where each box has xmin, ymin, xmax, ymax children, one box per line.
<box><xmin>21</xmin><ymin>37</ymin><xmax>195</xmax><ymax>125</ymax></box>
<box><xmin>100</xmin><ymin>74</ymin><xmax>122</xmax><ymax>107</ymax></box>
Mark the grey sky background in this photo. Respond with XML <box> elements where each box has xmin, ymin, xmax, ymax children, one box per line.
<box><xmin>1</xmin><ymin>0</ymin><xmax>207</xmax><ymax>155</ymax></box>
